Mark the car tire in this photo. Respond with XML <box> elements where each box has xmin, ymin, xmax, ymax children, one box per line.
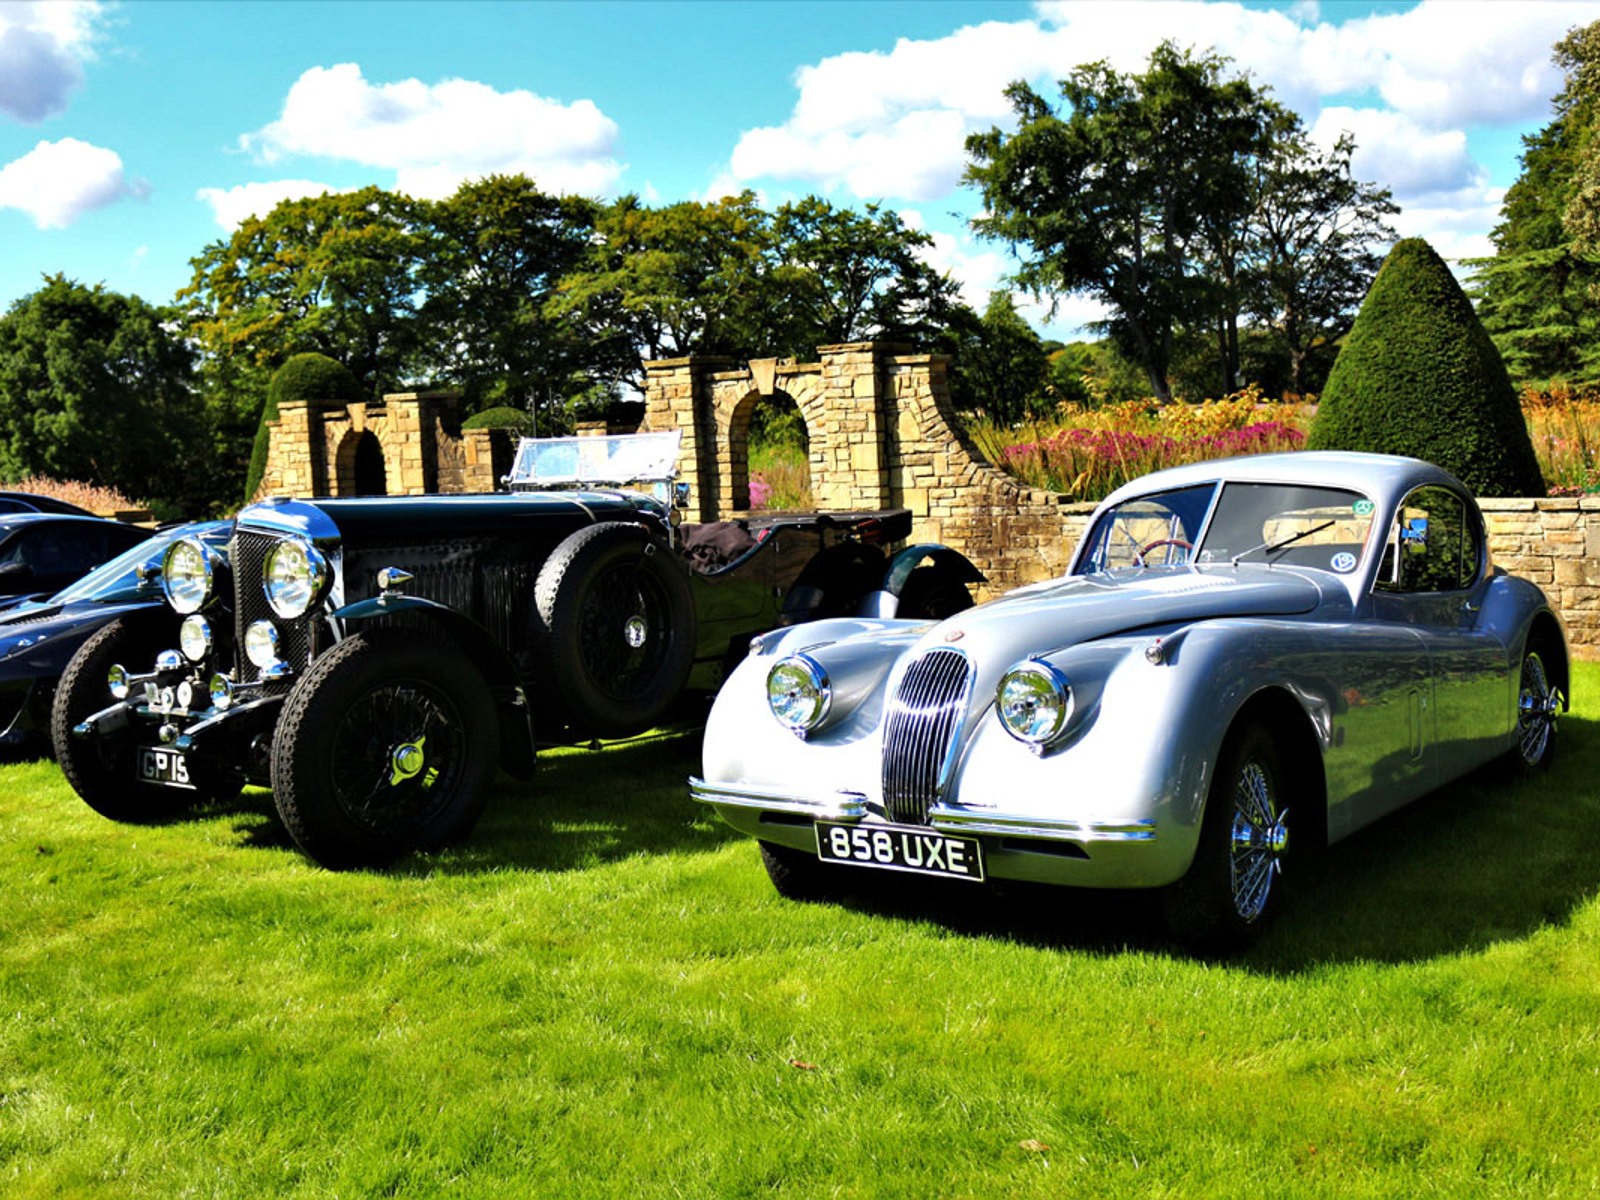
<box><xmin>270</xmin><ymin>631</ymin><xmax>498</xmax><ymax>869</ymax></box>
<box><xmin>758</xmin><ymin>839</ymin><xmax>853</xmax><ymax>902</ymax></box>
<box><xmin>533</xmin><ymin>522</ymin><xmax>697</xmax><ymax>739</ymax></box>
<box><xmin>896</xmin><ymin>566</ymin><xmax>975</xmax><ymax>620</ymax></box>
<box><xmin>1513</xmin><ymin>647</ymin><xmax>1558</xmax><ymax>772</ymax></box>
<box><xmin>51</xmin><ymin>617</ymin><xmax>226</xmax><ymax>821</ymax></box>
<box><xmin>1160</xmin><ymin>721</ymin><xmax>1290</xmax><ymax>955</ymax></box>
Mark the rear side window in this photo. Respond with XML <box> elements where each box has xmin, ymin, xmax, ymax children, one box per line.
<box><xmin>1374</xmin><ymin>486</ymin><xmax>1480</xmax><ymax>593</ymax></box>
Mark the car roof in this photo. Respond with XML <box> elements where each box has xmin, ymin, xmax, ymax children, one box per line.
<box><xmin>1094</xmin><ymin>451</ymin><xmax>1465</xmax><ymax>509</ymax></box>
<box><xmin>0</xmin><ymin>491</ymin><xmax>95</xmax><ymax>516</ymax></box>
<box><xmin>0</xmin><ymin>512</ymin><xmax>132</xmax><ymax>533</ymax></box>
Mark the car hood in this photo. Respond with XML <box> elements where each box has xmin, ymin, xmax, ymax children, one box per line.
<box><xmin>921</xmin><ymin>565</ymin><xmax>1325</xmax><ymax>664</ymax></box>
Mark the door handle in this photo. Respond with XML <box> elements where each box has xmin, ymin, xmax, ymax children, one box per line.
<box><xmin>1461</xmin><ymin>600</ymin><xmax>1479</xmax><ymax>614</ymax></box>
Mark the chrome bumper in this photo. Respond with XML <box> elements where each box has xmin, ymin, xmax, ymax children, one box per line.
<box><xmin>688</xmin><ymin>777</ymin><xmax>1156</xmax><ymax>844</ymax></box>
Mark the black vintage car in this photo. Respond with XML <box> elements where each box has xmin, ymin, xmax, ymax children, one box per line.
<box><xmin>55</xmin><ymin>434</ymin><xmax>982</xmax><ymax>867</ymax></box>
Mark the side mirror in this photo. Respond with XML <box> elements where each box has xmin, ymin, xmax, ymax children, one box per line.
<box><xmin>674</xmin><ymin>482</ymin><xmax>691</xmax><ymax>509</ymax></box>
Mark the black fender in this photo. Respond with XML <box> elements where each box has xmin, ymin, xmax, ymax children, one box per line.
<box><xmin>880</xmin><ymin>544</ymin><xmax>986</xmax><ymax>595</ymax></box>
<box><xmin>333</xmin><ymin>595</ymin><xmax>536</xmax><ymax>777</ymax></box>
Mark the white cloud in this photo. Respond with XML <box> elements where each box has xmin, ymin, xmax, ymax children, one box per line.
<box><xmin>242</xmin><ymin>63</ymin><xmax>625</xmax><ymax>199</ymax></box>
<box><xmin>0</xmin><ymin>0</ymin><xmax>106</xmax><ymax>123</ymax></box>
<box><xmin>196</xmin><ymin>179</ymin><xmax>350</xmax><ymax>231</ymax></box>
<box><xmin>725</xmin><ymin>1</ymin><xmax>1598</xmax><ymax>201</ymax></box>
<box><xmin>1310</xmin><ymin>107</ymin><xmax>1483</xmax><ymax>200</ymax></box>
<box><xmin>0</xmin><ymin>137</ymin><xmax>148</xmax><ymax>228</ymax></box>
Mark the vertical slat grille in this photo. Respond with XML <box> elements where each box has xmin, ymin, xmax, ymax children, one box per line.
<box><xmin>233</xmin><ymin>529</ymin><xmax>312</xmax><ymax>689</ymax></box>
<box><xmin>881</xmin><ymin>648</ymin><xmax>972</xmax><ymax>825</ymax></box>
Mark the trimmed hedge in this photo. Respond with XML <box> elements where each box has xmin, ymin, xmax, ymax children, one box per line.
<box><xmin>244</xmin><ymin>354</ymin><xmax>362</xmax><ymax>503</ymax></box>
<box><xmin>1308</xmin><ymin>238</ymin><xmax>1545</xmax><ymax>497</ymax></box>
<box><xmin>461</xmin><ymin>405</ymin><xmax>534</xmax><ymax>435</ymax></box>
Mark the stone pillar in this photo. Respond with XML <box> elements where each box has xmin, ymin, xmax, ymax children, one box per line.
<box><xmin>642</xmin><ymin>356</ymin><xmax>731</xmax><ymax>522</ymax></box>
<box><xmin>816</xmin><ymin>342</ymin><xmax>907</xmax><ymax>511</ymax></box>
<box><xmin>263</xmin><ymin>399</ymin><xmax>328</xmax><ymax>498</ymax></box>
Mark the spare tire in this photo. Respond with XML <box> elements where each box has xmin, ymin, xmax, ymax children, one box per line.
<box><xmin>533</xmin><ymin>522</ymin><xmax>697</xmax><ymax>738</ymax></box>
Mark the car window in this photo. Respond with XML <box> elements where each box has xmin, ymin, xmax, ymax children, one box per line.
<box><xmin>1374</xmin><ymin>485</ymin><xmax>1478</xmax><ymax>593</ymax></box>
<box><xmin>1078</xmin><ymin>484</ymin><xmax>1218</xmax><ymax>571</ymax></box>
<box><xmin>17</xmin><ymin>524</ymin><xmax>107</xmax><ymax>575</ymax></box>
<box><xmin>1196</xmin><ymin>484</ymin><xmax>1376</xmax><ymax>572</ymax></box>
<box><xmin>50</xmin><ymin>526</ymin><xmax>193</xmax><ymax>604</ymax></box>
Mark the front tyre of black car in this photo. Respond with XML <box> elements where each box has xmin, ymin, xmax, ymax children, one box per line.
<box><xmin>270</xmin><ymin>631</ymin><xmax>499</xmax><ymax>869</ymax></box>
<box><xmin>1160</xmin><ymin>721</ymin><xmax>1289</xmax><ymax>956</ymax></box>
<box><xmin>51</xmin><ymin>617</ymin><xmax>220</xmax><ymax>822</ymax></box>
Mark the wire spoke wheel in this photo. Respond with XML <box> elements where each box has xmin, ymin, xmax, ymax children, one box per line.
<box><xmin>1516</xmin><ymin>650</ymin><xmax>1558</xmax><ymax>769</ymax></box>
<box><xmin>327</xmin><ymin>678</ymin><xmax>466</xmax><ymax>837</ymax></box>
<box><xmin>578</xmin><ymin>560</ymin><xmax>673</xmax><ymax>704</ymax></box>
<box><xmin>1228</xmin><ymin>761</ymin><xmax>1288</xmax><ymax>923</ymax></box>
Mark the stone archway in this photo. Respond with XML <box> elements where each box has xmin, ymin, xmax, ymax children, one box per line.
<box><xmin>335</xmin><ymin>429</ymin><xmax>388</xmax><ymax>496</ymax></box>
<box><xmin>723</xmin><ymin>386</ymin><xmax>815</xmax><ymax>511</ymax></box>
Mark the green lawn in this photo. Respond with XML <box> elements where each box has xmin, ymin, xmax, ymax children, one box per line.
<box><xmin>3</xmin><ymin>668</ymin><xmax>1599</xmax><ymax>1198</ymax></box>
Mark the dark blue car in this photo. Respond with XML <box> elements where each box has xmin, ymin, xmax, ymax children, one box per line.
<box><xmin>0</xmin><ymin>521</ymin><xmax>229</xmax><ymax>755</ymax></box>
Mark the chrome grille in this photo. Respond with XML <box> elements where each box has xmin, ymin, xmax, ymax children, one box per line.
<box><xmin>881</xmin><ymin>648</ymin><xmax>973</xmax><ymax>825</ymax></box>
<box><xmin>233</xmin><ymin>528</ymin><xmax>312</xmax><ymax>689</ymax></box>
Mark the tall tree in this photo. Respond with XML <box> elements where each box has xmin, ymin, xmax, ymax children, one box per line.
<box><xmin>1470</xmin><ymin>20</ymin><xmax>1600</xmax><ymax>385</ymax></box>
<box><xmin>965</xmin><ymin>42</ymin><xmax>1274</xmax><ymax>402</ymax></box>
<box><xmin>181</xmin><ymin>186</ymin><xmax>427</xmax><ymax>403</ymax></box>
<box><xmin>942</xmin><ymin>292</ymin><xmax>1052</xmax><ymax>423</ymax></box>
<box><xmin>0</xmin><ymin>276</ymin><xmax>210</xmax><ymax>513</ymax></box>
<box><xmin>1245</xmin><ymin>120</ymin><xmax>1398</xmax><ymax>397</ymax></box>
<box><xmin>768</xmin><ymin>198</ymin><xmax>959</xmax><ymax>354</ymax></box>
<box><xmin>551</xmin><ymin>192</ymin><xmax>775</xmax><ymax>391</ymax></box>
<box><xmin>418</xmin><ymin>175</ymin><xmax>600</xmax><ymax>416</ymax></box>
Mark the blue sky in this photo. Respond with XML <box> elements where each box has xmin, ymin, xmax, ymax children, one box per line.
<box><xmin>2</xmin><ymin>0</ymin><xmax>1596</xmax><ymax>340</ymax></box>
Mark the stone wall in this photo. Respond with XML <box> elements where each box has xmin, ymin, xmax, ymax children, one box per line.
<box><xmin>1482</xmin><ymin>498</ymin><xmax>1600</xmax><ymax>658</ymax></box>
<box><xmin>260</xmin><ymin>390</ymin><xmax>498</xmax><ymax>500</ymax></box>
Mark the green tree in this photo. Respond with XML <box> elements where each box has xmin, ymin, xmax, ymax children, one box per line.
<box><xmin>419</xmin><ymin>175</ymin><xmax>599</xmax><ymax>418</ymax></box>
<box><xmin>1309</xmin><ymin>239</ymin><xmax>1544</xmax><ymax>497</ymax></box>
<box><xmin>965</xmin><ymin>42</ymin><xmax>1274</xmax><ymax>403</ymax></box>
<box><xmin>768</xmin><ymin>197</ymin><xmax>959</xmax><ymax>354</ymax></box>
<box><xmin>1245</xmin><ymin>122</ymin><xmax>1398</xmax><ymax>397</ymax></box>
<box><xmin>182</xmin><ymin>187</ymin><xmax>428</xmax><ymax>402</ymax></box>
<box><xmin>1469</xmin><ymin>21</ymin><xmax>1600</xmax><ymax>385</ymax></box>
<box><xmin>0</xmin><ymin>276</ymin><xmax>210</xmax><ymax>513</ymax></box>
<box><xmin>943</xmin><ymin>292</ymin><xmax>1052</xmax><ymax>422</ymax></box>
<box><xmin>551</xmin><ymin>192</ymin><xmax>775</xmax><ymax>391</ymax></box>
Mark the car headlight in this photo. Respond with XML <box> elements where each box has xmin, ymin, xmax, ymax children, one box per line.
<box><xmin>179</xmin><ymin>615</ymin><xmax>212</xmax><ymax>662</ymax></box>
<box><xmin>996</xmin><ymin>661</ymin><xmax>1073</xmax><ymax>747</ymax></box>
<box><xmin>244</xmin><ymin>619</ymin><xmax>280</xmax><ymax>669</ymax></box>
<box><xmin>264</xmin><ymin>537</ymin><xmax>327</xmax><ymax>619</ymax></box>
<box><xmin>766</xmin><ymin>654</ymin><xmax>831</xmax><ymax>735</ymax></box>
<box><xmin>161</xmin><ymin>538</ymin><xmax>214</xmax><ymax>614</ymax></box>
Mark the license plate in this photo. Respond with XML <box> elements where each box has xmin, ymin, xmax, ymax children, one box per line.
<box><xmin>137</xmin><ymin>746</ymin><xmax>195</xmax><ymax>790</ymax></box>
<box><xmin>815</xmin><ymin>821</ymin><xmax>984</xmax><ymax>882</ymax></box>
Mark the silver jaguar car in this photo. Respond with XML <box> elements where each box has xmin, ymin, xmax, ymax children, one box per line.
<box><xmin>690</xmin><ymin>452</ymin><xmax>1569</xmax><ymax>952</ymax></box>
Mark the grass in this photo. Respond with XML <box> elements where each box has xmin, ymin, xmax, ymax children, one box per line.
<box><xmin>3</xmin><ymin>668</ymin><xmax>1600</xmax><ymax>1197</ymax></box>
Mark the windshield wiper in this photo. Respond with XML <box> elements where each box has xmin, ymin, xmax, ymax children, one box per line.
<box><xmin>1229</xmin><ymin>519</ymin><xmax>1336</xmax><ymax>568</ymax></box>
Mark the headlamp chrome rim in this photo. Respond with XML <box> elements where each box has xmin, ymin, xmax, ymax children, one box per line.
<box><xmin>160</xmin><ymin>537</ymin><xmax>214</xmax><ymax>615</ymax></box>
<box><xmin>263</xmin><ymin>536</ymin><xmax>329</xmax><ymax>620</ymax></box>
<box><xmin>178</xmin><ymin>614</ymin><xmax>212</xmax><ymax>662</ymax></box>
<box><xmin>995</xmin><ymin>660</ymin><xmax>1073</xmax><ymax>746</ymax></box>
<box><xmin>766</xmin><ymin>653</ymin><xmax>832</xmax><ymax>734</ymax></box>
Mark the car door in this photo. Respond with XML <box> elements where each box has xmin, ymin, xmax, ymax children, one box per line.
<box><xmin>1370</xmin><ymin>485</ymin><xmax>1509</xmax><ymax>783</ymax></box>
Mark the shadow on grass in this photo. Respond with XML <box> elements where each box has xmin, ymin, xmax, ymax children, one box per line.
<box><xmin>194</xmin><ymin>723</ymin><xmax>739</xmax><ymax>875</ymax></box>
<box><xmin>770</xmin><ymin>715</ymin><xmax>1600</xmax><ymax>969</ymax></box>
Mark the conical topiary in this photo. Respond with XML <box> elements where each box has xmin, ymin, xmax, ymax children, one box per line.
<box><xmin>244</xmin><ymin>353</ymin><xmax>362</xmax><ymax>502</ymax></box>
<box><xmin>1307</xmin><ymin>238</ymin><xmax>1545</xmax><ymax>497</ymax></box>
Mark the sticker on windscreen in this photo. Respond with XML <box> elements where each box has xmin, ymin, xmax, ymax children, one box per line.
<box><xmin>1330</xmin><ymin>552</ymin><xmax>1358</xmax><ymax>572</ymax></box>
<box><xmin>1352</xmin><ymin>499</ymin><xmax>1375</xmax><ymax>516</ymax></box>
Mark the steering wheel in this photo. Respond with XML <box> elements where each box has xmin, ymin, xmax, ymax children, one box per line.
<box><xmin>1134</xmin><ymin>538</ymin><xmax>1193</xmax><ymax>567</ymax></box>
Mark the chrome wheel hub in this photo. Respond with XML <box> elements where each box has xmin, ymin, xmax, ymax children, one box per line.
<box><xmin>389</xmin><ymin>735</ymin><xmax>426</xmax><ymax>787</ymax></box>
<box><xmin>1517</xmin><ymin>652</ymin><xmax>1558</xmax><ymax>767</ymax></box>
<box><xmin>1228</xmin><ymin>761</ymin><xmax>1286</xmax><ymax>923</ymax></box>
<box><xmin>624</xmin><ymin>615</ymin><xmax>648</xmax><ymax>649</ymax></box>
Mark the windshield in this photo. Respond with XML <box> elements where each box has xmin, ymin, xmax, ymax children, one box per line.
<box><xmin>508</xmin><ymin>431</ymin><xmax>681</xmax><ymax>488</ymax></box>
<box><xmin>1078</xmin><ymin>482</ymin><xmax>1377</xmax><ymax>575</ymax></box>
<box><xmin>49</xmin><ymin>522</ymin><xmax>228</xmax><ymax>605</ymax></box>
